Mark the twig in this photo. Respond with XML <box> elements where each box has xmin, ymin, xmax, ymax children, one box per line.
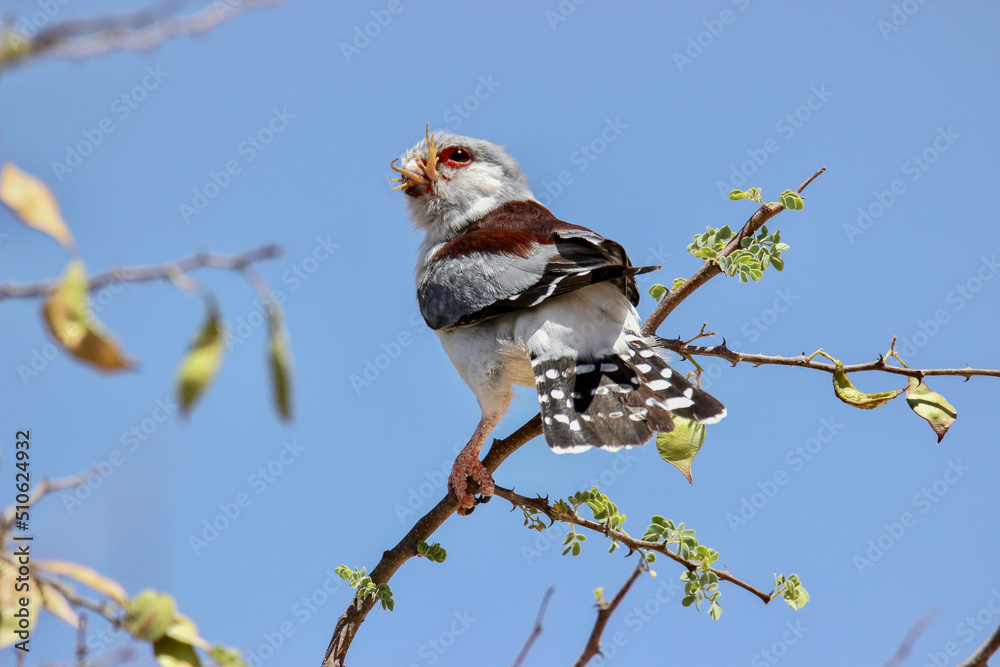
<box><xmin>32</xmin><ymin>570</ymin><xmax>125</xmax><ymax>629</ymax></box>
<box><xmin>322</xmin><ymin>417</ymin><xmax>543</xmax><ymax>666</ymax></box>
<box><xmin>656</xmin><ymin>339</ymin><xmax>1000</xmax><ymax>380</ymax></box>
<box><xmin>1</xmin><ymin>0</ymin><xmax>286</xmax><ymax>71</ymax></box>
<box><xmin>881</xmin><ymin>610</ymin><xmax>938</xmax><ymax>667</ymax></box>
<box><xmin>76</xmin><ymin>613</ymin><xmax>88</xmax><ymax>667</ymax></box>
<box><xmin>321</xmin><ymin>171</ymin><xmax>827</xmax><ymax>666</ymax></box>
<box><xmin>958</xmin><ymin>619</ymin><xmax>1000</xmax><ymax>667</ymax></box>
<box><xmin>573</xmin><ymin>561</ymin><xmax>647</xmax><ymax>667</ymax></box>
<box><xmin>493</xmin><ymin>486</ymin><xmax>772</xmax><ymax>605</ymax></box>
<box><xmin>0</xmin><ymin>244</ymin><xmax>282</xmax><ymax>301</ymax></box>
<box><xmin>641</xmin><ymin>168</ymin><xmax>825</xmax><ymax>336</ymax></box>
<box><xmin>0</xmin><ymin>471</ymin><xmax>93</xmax><ymax>535</ymax></box>
<box><xmin>511</xmin><ymin>587</ymin><xmax>555</xmax><ymax>667</ymax></box>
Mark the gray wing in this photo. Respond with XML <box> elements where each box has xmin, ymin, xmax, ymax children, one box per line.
<box><xmin>417</xmin><ymin>229</ymin><xmax>657</xmax><ymax>331</ymax></box>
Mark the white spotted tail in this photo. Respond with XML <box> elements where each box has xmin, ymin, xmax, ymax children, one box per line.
<box><xmin>531</xmin><ymin>335</ymin><xmax>725</xmax><ymax>452</ymax></box>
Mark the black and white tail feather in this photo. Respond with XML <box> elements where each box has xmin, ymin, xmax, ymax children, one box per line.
<box><xmin>533</xmin><ymin>335</ymin><xmax>725</xmax><ymax>452</ymax></box>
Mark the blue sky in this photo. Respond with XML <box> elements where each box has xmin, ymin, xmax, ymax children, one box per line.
<box><xmin>2</xmin><ymin>1</ymin><xmax>1000</xmax><ymax>665</ymax></box>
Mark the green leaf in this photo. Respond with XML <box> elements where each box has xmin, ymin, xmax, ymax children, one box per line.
<box><xmin>266</xmin><ymin>303</ymin><xmax>294</xmax><ymax>420</ymax></box>
<box><xmin>906</xmin><ymin>377</ymin><xmax>957</xmax><ymax>442</ymax></box>
<box><xmin>153</xmin><ymin>636</ymin><xmax>202</xmax><ymax>667</ymax></box>
<box><xmin>831</xmin><ymin>359</ymin><xmax>904</xmax><ymax>409</ymax></box>
<box><xmin>164</xmin><ymin>612</ymin><xmax>210</xmax><ymax>651</ymax></box>
<box><xmin>783</xmin><ymin>584</ymin><xmax>810</xmax><ymax>610</ymax></box>
<box><xmin>176</xmin><ymin>300</ymin><xmax>226</xmax><ymax>415</ymax></box>
<box><xmin>43</xmin><ymin>260</ymin><xmax>134</xmax><ymax>372</ymax></box>
<box><xmin>671</xmin><ymin>277</ymin><xmax>687</xmax><ymax>290</ymax></box>
<box><xmin>125</xmin><ymin>589</ymin><xmax>177</xmax><ymax>641</ymax></box>
<box><xmin>779</xmin><ymin>190</ymin><xmax>805</xmax><ymax>211</ymax></box>
<box><xmin>208</xmin><ymin>647</ymin><xmax>247</xmax><ymax>667</ymax></box>
<box><xmin>648</xmin><ymin>283</ymin><xmax>668</xmax><ymax>302</ymax></box>
<box><xmin>728</xmin><ymin>189</ymin><xmax>746</xmax><ymax>200</ymax></box>
<box><xmin>656</xmin><ymin>418</ymin><xmax>706</xmax><ymax>483</ymax></box>
<box><xmin>416</xmin><ymin>541</ymin><xmax>447</xmax><ymax>563</ymax></box>
<box><xmin>35</xmin><ymin>559</ymin><xmax>127</xmax><ymax>604</ymax></box>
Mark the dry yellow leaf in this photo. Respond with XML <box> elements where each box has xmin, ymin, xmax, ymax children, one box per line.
<box><xmin>0</xmin><ymin>161</ymin><xmax>75</xmax><ymax>250</ymax></box>
<box><xmin>36</xmin><ymin>558</ymin><xmax>128</xmax><ymax>604</ymax></box>
<box><xmin>0</xmin><ymin>559</ymin><xmax>40</xmax><ymax>647</ymax></box>
<box><xmin>42</xmin><ymin>260</ymin><xmax>134</xmax><ymax>372</ymax></box>
<box><xmin>38</xmin><ymin>579</ymin><xmax>80</xmax><ymax>628</ymax></box>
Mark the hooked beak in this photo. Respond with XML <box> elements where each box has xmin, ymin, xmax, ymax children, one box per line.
<box><xmin>390</xmin><ymin>123</ymin><xmax>442</xmax><ymax>196</ymax></box>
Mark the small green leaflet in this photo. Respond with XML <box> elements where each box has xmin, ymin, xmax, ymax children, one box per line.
<box><xmin>778</xmin><ymin>190</ymin><xmax>805</xmax><ymax>210</ymax></box>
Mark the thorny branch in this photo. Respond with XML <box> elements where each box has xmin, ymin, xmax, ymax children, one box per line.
<box><xmin>641</xmin><ymin>167</ymin><xmax>825</xmax><ymax>336</ymax></box>
<box><xmin>321</xmin><ymin>163</ymin><xmax>993</xmax><ymax>666</ymax></box>
<box><xmin>0</xmin><ymin>0</ymin><xmax>286</xmax><ymax>72</ymax></box>
<box><xmin>657</xmin><ymin>339</ymin><xmax>1000</xmax><ymax>380</ymax></box>
<box><xmin>572</xmin><ymin>560</ymin><xmax>649</xmax><ymax>667</ymax></box>
<box><xmin>323</xmin><ymin>172</ymin><xmax>829</xmax><ymax>666</ymax></box>
<box><xmin>494</xmin><ymin>486</ymin><xmax>773</xmax><ymax>605</ymax></box>
<box><xmin>0</xmin><ymin>244</ymin><xmax>283</xmax><ymax>301</ymax></box>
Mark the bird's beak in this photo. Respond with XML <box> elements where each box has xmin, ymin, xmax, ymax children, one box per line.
<box><xmin>390</xmin><ymin>123</ymin><xmax>442</xmax><ymax>196</ymax></box>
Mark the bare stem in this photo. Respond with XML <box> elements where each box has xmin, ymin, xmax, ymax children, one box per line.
<box><xmin>511</xmin><ymin>587</ymin><xmax>556</xmax><ymax>667</ymax></box>
<box><xmin>0</xmin><ymin>244</ymin><xmax>283</xmax><ymax>301</ymax></box>
<box><xmin>573</xmin><ymin>561</ymin><xmax>648</xmax><ymax>667</ymax></box>
<box><xmin>1</xmin><ymin>0</ymin><xmax>286</xmax><ymax>72</ymax></box>
<box><xmin>0</xmin><ymin>471</ymin><xmax>92</xmax><ymax>536</ymax></box>
<box><xmin>958</xmin><ymin>620</ymin><xmax>1000</xmax><ymax>667</ymax></box>
<box><xmin>656</xmin><ymin>339</ymin><xmax>1000</xmax><ymax>380</ymax></box>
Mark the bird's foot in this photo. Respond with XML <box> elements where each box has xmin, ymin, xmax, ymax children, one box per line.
<box><xmin>449</xmin><ymin>451</ymin><xmax>494</xmax><ymax>516</ymax></box>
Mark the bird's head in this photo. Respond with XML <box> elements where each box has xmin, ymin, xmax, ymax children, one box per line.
<box><xmin>392</xmin><ymin>125</ymin><xmax>534</xmax><ymax>241</ymax></box>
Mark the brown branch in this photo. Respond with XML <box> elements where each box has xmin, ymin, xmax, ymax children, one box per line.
<box><xmin>1</xmin><ymin>0</ymin><xmax>286</xmax><ymax>72</ymax></box>
<box><xmin>958</xmin><ymin>620</ymin><xmax>1000</xmax><ymax>667</ymax></box>
<box><xmin>493</xmin><ymin>486</ymin><xmax>773</xmax><ymax>605</ymax></box>
<box><xmin>320</xmin><ymin>171</ymin><xmax>832</xmax><ymax>666</ymax></box>
<box><xmin>573</xmin><ymin>560</ymin><xmax>648</xmax><ymax>667</ymax></box>
<box><xmin>321</xmin><ymin>416</ymin><xmax>543</xmax><ymax>667</ymax></box>
<box><xmin>0</xmin><ymin>244</ymin><xmax>283</xmax><ymax>301</ymax></box>
<box><xmin>511</xmin><ymin>586</ymin><xmax>556</xmax><ymax>667</ymax></box>
<box><xmin>657</xmin><ymin>340</ymin><xmax>1000</xmax><ymax>380</ymax></box>
<box><xmin>641</xmin><ymin>168</ymin><xmax>825</xmax><ymax>336</ymax></box>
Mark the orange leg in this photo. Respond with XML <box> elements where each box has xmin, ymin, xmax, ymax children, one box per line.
<box><xmin>450</xmin><ymin>413</ymin><xmax>502</xmax><ymax>516</ymax></box>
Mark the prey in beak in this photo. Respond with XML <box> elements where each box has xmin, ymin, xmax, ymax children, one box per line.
<box><xmin>390</xmin><ymin>123</ymin><xmax>442</xmax><ymax>196</ymax></box>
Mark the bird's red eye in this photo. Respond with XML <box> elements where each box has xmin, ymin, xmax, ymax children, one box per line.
<box><xmin>440</xmin><ymin>147</ymin><xmax>473</xmax><ymax>167</ymax></box>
